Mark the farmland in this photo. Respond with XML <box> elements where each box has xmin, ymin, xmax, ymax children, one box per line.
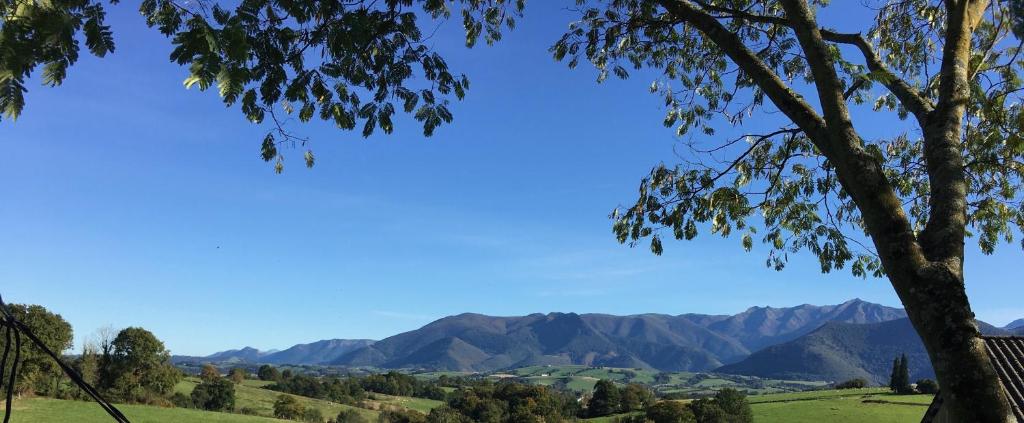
<box><xmin>462</xmin><ymin>365</ymin><xmax>830</xmax><ymax>396</ymax></box>
<box><xmin>749</xmin><ymin>388</ymin><xmax>933</xmax><ymax>422</ymax></box>
<box><xmin>582</xmin><ymin>388</ymin><xmax>933</xmax><ymax>422</ymax></box>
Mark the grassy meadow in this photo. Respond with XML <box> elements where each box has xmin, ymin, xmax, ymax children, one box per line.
<box><xmin>581</xmin><ymin>388</ymin><xmax>933</xmax><ymax>423</ymax></box>
<box><xmin>2</xmin><ymin>377</ymin><xmax>443</xmax><ymax>422</ymax></box>
<box><xmin>5</xmin><ymin>387</ymin><xmax>934</xmax><ymax>422</ymax></box>
<box><xmin>174</xmin><ymin>377</ymin><xmax>378</xmax><ymax>420</ymax></box>
<box><xmin>489</xmin><ymin>365</ymin><xmax>829</xmax><ymax>397</ymax></box>
<box><xmin>1</xmin><ymin>397</ymin><xmax>283</xmax><ymax>423</ymax></box>
<box><xmin>749</xmin><ymin>388</ymin><xmax>933</xmax><ymax>423</ymax></box>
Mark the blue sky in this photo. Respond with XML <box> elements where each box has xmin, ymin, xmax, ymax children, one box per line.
<box><xmin>1</xmin><ymin>2</ymin><xmax>1021</xmax><ymax>356</ymax></box>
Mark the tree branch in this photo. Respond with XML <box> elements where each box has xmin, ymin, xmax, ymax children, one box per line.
<box><xmin>654</xmin><ymin>0</ymin><xmax>831</xmax><ymax>151</ymax></box>
<box><xmin>918</xmin><ymin>0</ymin><xmax>990</xmax><ymax>262</ymax></box>
<box><xmin>778</xmin><ymin>0</ymin><xmax>855</xmax><ymax>142</ymax></box>
<box><xmin>819</xmin><ymin>29</ymin><xmax>934</xmax><ymax>123</ymax></box>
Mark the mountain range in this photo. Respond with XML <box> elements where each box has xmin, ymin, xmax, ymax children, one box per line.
<box><xmin>179</xmin><ymin>339</ymin><xmax>374</xmax><ymax>365</ymax></box>
<box><xmin>185</xmin><ymin>300</ymin><xmax>1019</xmax><ymax>384</ymax></box>
<box><xmin>327</xmin><ymin>299</ymin><xmax>905</xmax><ymax>372</ymax></box>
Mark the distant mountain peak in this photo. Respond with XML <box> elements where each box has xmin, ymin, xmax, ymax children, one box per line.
<box><xmin>327</xmin><ymin>299</ymin><xmax>906</xmax><ymax>373</ymax></box>
<box><xmin>1004</xmin><ymin>318</ymin><xmax>1024</xmax><ymax>330</ymax></box>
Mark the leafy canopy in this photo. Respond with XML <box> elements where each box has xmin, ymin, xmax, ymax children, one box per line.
<box><xmin>1</xmin><ymin>0</ymin><xmax>523</xmax><ymax>171</ymax></box>
<box><xmin>552</xmin><ymin>0</ymin><xmax>1024</xmax><ymax>277</ymax></box>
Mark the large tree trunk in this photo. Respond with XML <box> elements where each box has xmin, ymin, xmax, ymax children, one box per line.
<box><xmin>891</xmin><ymin>268</ymin><xmax>1013</xmax><ymax>422</ymax></box>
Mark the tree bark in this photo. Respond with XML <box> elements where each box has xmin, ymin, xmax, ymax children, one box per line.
<box><xmin>885</xmin><ymin>262</ymin><xmax>1013</xmax><ymax>422</ymax></box>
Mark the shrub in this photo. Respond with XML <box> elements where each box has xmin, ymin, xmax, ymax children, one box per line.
<box><xmin>835</xmin><ymin>378</ymin><xmax>869</xmax><ymax>389</ymax></box>
<box><xmin>377</xmin><ymin>409</ymin><xmax>427</xmax><ymax>423</ymax></box>
<box><xmin>713</xmin><ymin>388</ymin><xmax>753</xmax><ymax>423</ymax></box>
<box><xmin>302</xmin><ymin>407</ymin><xmax>324</xmax><ymax>423</ymax></box>
<box><xmin>274</xmin><ymin>395</ymin><xmax>305</xmax><ymax>420</ymax></box>
<box><xmin>916</xmin><ymin>379</ymin><xmax>939</xmax><ymax>394</ymax></box>
<box><xmin>191</xmin><ymin>378</ymin><xmax>236</xmax><ymax>411</ymax></box>
<box><xmin>238</xmin><ymin>407</ymin><xmax>260</xmax><ymax>415</ymax></box>
<box><xmin>646</xmin><ymin>400</ymin><xmax>695</xmax><ymax>423</ymax></box>
<box><xmin>336</xmin><ymin>409</ymin><xmax>370</xmax><ymax>423</ymax></box>
<box><xmin>170</xmin><ymin>392</ymin><xmax>192</xmax><ymax>408</ymax></box>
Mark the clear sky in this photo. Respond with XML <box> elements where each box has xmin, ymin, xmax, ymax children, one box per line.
<box><xmin>1</xmin><ymin>2</ymin><xmax>1021</xmax><ymax>356</ymax></box>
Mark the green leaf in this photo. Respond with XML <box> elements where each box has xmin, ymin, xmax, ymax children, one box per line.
<box><xmin>260</xmin><ymin>134</ymin><xmax>276</xmax><ymax>162</ymax></box>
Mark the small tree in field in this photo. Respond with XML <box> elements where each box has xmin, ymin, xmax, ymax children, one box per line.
<box><xmin>200</xmin><ymin>363</ymin><xmax>221</xmax><ymax>383</ymax></box>
<box><xmin>274</xmin><ymin>395</ymin><xmax>305</xmax><ymax>420</ymax></box>
<box><xmin>191</xmin><ymin>378</ymin><xmax>236</xmax><ymax>411</ymax></box>
<box><xmin>228</xmin><ymin>367</ymin><xmax>247</xmax><ymax>384</ymax></box>
<box><xmin>258</xmin><ymin>364</ymin><xmax>280</xmax><ymax>382</ymax></box>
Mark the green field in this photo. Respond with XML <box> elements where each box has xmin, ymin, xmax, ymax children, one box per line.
<box><xmin>175</xmin><ymin>377</ymin><xmax>377</xmax><ymax>420</ymax></box>
<box><xmin>749</xmin><ymin>388</ymin><xmax>932</xmax><ymax>423</ymax></box>
<box><xmin>583</xmin><ymin>388</ymin><xmax>933</xmax><ymax>423</ymax></box>
<box><xmin>498</xmin><ymin>365</ymin><xmax>829</xmax><ymax>397</ymax></box>
<box><xmin>1</xmin><ymin>377</ymin><xmax>443</xmax><ymax>423</ymax></box>
<box><xmin>2</xmin><ymin>397</ymin><xmax>283</xmax><ymax>423</ymax></box>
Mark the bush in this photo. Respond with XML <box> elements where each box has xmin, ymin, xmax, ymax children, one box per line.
<box><xmin>715</xmin><ymin>388</ymin><xmax>753</xmax><ymax>422</ymax></box>
<box><xmin>377</xmin><ymin>409</ymin><xmax>427</xmax><ymax>423</ymax></box>
<box><xmin>916</xmin><ymin>379</ymin><xmax>939</xmax><ymax>394</ymax></box>
<box><xmin>258</xmin><ymin>365</ymin><xmax>281</xmax><ymax>382</ymax></box>
<box><xmin>646</xmin><ymin>400</ymin><xmax>695</xmax><ymax>423</ymax></box>
<box><xmin>238</xmin><ymin>407</ymin><xmax>260</xmax><ymax>415</ymax></box>
<box><xmin>336</xmin><ymin>409</ymin><xmax>370</xmax><ymax>423</ymax></box>
<box><xmin>302</xmin><ymin>407</ymin><xmax>324</xmax><ymax>423</ymax></box>
<box><xmin>170</xmin><ymin>392</ymin><xmax>192</xmax><ymax>408</ymax></box>
<box><xmin>191</xmin><ymin>378</ymin><xmax>236</xmax><ymax>411</ymax></box>
<box><xmin>835</xmin><ymin>378</ymin><xmax>869</xmax><ymax>389</ymax></box>
<box><xmin>274</xmin><ymin>395</ymin><xmax>305</xmax><ymax>420</ymax></box>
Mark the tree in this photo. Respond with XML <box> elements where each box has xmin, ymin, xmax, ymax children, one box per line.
<box><xmin>337</xmin><ymin>409</ymin><xmax>371</xmax><ymax>423</ymax></box>
<box><xmin>191</xmin><ymin>378</ymin><xmax>236</xmax><ymax>411</ymax></box>
<box><xmin>0</xmin><ymin>304</ymin><xmax>74</xmax><ymax>397</ymax></box>
<box><xmin>889</xmin><ymin>357</ymin><xmax>900</xmax><ymax>392</ymax></box>
<box><xmin>893</xmin><ymin>354</ymin><xmax>913</xmax><ymax>394</ymax></box>
<box><xmin>588</xmin><ymin>379</ymin><xmax>622</xmax><ymax>417</ymax></box>
<box><xmin>620</xmin><ymin>383</ymin><xmax>655</xmax><ymax>412</ymax></box>
<box><xmin>100</xmin><ymin>327</ymin><xmax>182</xmax><ymax>403</ymax></box>
<box><xmin>917</xmin><ymin>378</ymin><xmax>940</xmax><ymax>394</ymax></box>
<box><xmin>552</xmin><ymin>1</ymin><xmax>1023</xmax><ymax>420</ymax></box>
<box><xmin>274</xmin><ymin>394</ymin><xmax>305</xmax><ymax>420</ymax></box>
<box><xmin>712</xmin><ymin>388</ymin><xmax>753</xmax><ymax>423</ymax></box>
<box><xmin>426</xmin><ymin>406</ymin><xmax>471</xmax><ymax>423</ymax></box>
<box><xmin>72</xmin><ymin>345</ymin><xmax>101</xmax><ymax>400</ymax></box>
<box><xmin>302</xmin><ymin>407</ymin><xmax>324</xmax><ymax>423</ymax></box>
<box><xmin>200</xmin><ymin>363</ymin><xmax>221</xmax><ymax>382</ymax></box>
<box><xmin>228</xmin><ymin>367</ymin><xmax>247</xmax><ymax>384</ymax></box>
<box><xmin>1</xmin><ymin>0</ymin><xmax>523</xmax><ymax>172</ymax></box>
<box><xmin>689</xmin><ymin>398</ymin><xmax>726</xmax><ymax>423</ymax></box>
<box><xmin>258</xmin><ymin>364</ymin><xmax>280</xmax><ymax>382</ymax></box>
<box><xmin>646</xmin><ymin>400</ymin><xmax>696</xmax><ymax>423</ymax></box>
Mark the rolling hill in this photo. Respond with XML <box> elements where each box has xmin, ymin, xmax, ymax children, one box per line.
<box><xmin>182</xmin><ymin>339</ymin><xmax>376</xmax><ymax>365</ymax></box>
<box><xmin>716</xmin><ymin>317</ymin><xmax>1009</xmax><ymax>384</ymax></box>
<box><xmin>261</xmin><ymin>339</ymin><xmax>376</xmax><ymax>365</ymax></box>
<box><xmin>329</xmin><ymin>299</ymin><xmax>906</xmax><ymax>372</ymax></box>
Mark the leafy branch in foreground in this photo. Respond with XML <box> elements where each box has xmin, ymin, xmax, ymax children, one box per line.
<box><xmin>1</xmin><ymin>0</ymin><xmax>524</xmax><ymax>171</ymax></box>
